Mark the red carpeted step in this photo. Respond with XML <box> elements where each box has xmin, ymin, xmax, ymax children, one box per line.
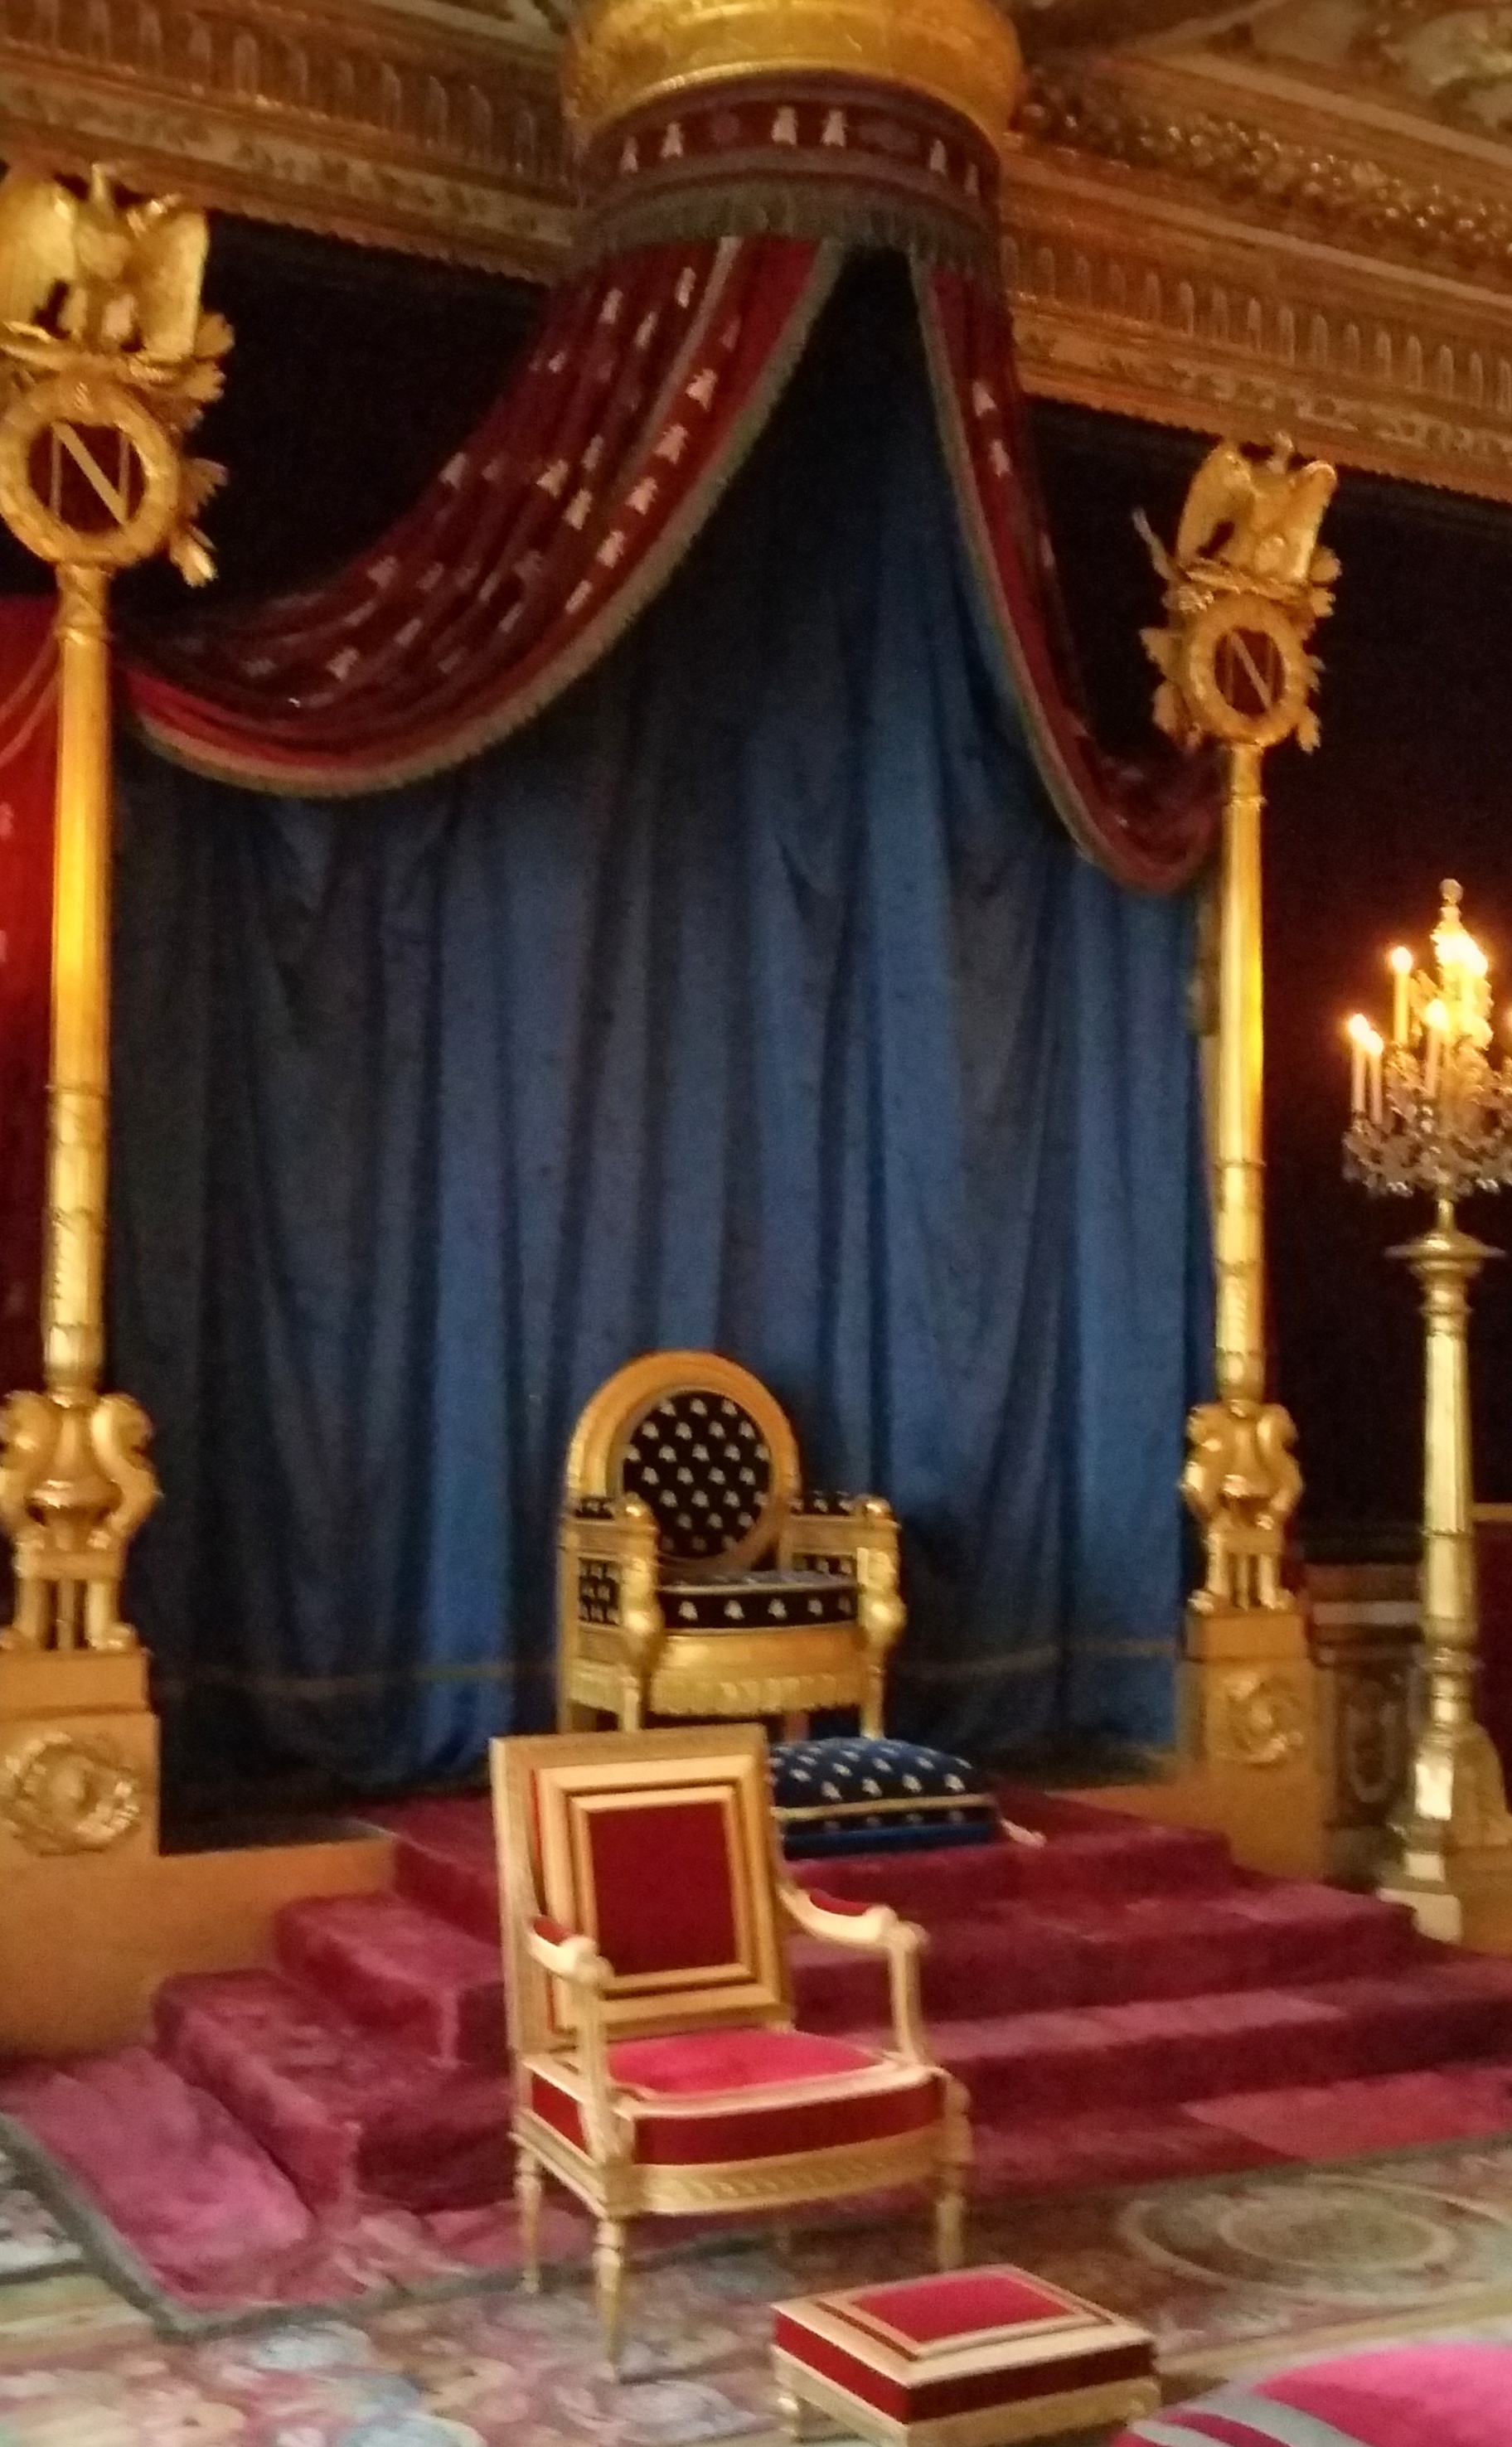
<box><xmin>375</xmin><ymin>1793</ymin><xmax>1243</xmax><ymax>1947</ymax></box>
<box><xmin>1190</xmin><ymin>2059</ymin><xmax>1512</xmax><ymax>2162</ymax></box>
<box><xmin>967</xmin><ymin>2103</ymin><xmax>1294</xmax><ymax>2195</ymax></box>
<box><xmin>850</xmin><ymin>1956</ymin><xmax>1512</xmax><ymax>2123</ymax></box>
<box><xmin>792</xmin><ymin>1882</ymin><xmax>1419</xmax><ymax>2028</ymax></box>
<box><xmin>913</xmin><ymin>1986</ymin><xmax>1351</xmax><ymax>2119</ymax></box>
<box><xmin>0</xmin><ymin>2047</ymin><xmax>315</xmax><ymax>2288</ymax></box>
<box><xmin>376</xmin><ymin>1799</ymin><xmax>502</xmax><ymax>1944</ymax></box>
<box><xmin>275</xmin><ymin>1892</ymin><xmax>506</xmax><ymax>2068</ymax></box>
<box><xmin>155</xmin><ymin>1970</ymin><xmax>509</xmax><ymax>2215</ymax></box>
<box><xmin>1296</xmin><ymin>1958</ymin><xmax>1512</xmax><ymax>2081</ymax></box>
<box><xmin>795</xmin><ymin>1819</ymin><xmax>1237</xmax><ymax>1917</ymax></box>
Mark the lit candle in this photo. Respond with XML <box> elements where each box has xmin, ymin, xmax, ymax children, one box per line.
<box><xmin>1390</xmin><ymin>946</ymin><xmax>1413</xmax><ymax>1044</ymax></box>
<box><xmin>1367</xmin><ymin>1027</ymin><xmax>1384</xmax><ymax>1124</ymax></box>
<box><xmin>1348</xmin><ymin>1014</ymin><xmax>1371</xmax><ymax>1114</ymax></box>
<box><xmin>1425</xmin><ymin>999</ymin><xmax>1447</xmax><ymax>1100</ymax></box>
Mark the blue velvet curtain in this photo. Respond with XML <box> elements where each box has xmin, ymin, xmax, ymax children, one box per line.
<box><xmin>109</xmin><ymin>259</ymin><xmax>1211</xmax><ymax>1795</ymax></box>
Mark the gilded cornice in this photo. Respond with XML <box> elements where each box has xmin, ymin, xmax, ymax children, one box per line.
<box><xmin>1020</xmin><ymin>52</ymin><xmax>1512</xmax><ymax>298</ymax></box>
<box><xmin>1002</xmin><ymin>145</ymin><xmax>1512</xmax><ymax>506</ymax></box>
<box><xmin>0</xmin><ymin>0</ymin><xmax>574</xmax><ymax>275</ymax></box>
<box><xmin>10</xmin><ymin>0</ymin><xmax>1512</xmax><ymax>507</ymax></box>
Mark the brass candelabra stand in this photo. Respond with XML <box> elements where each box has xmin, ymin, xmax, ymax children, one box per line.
<box><xmin>1345</xmin><ymin>881</ymin><xmax>1512</xmax><ymax>1936</ymax></box>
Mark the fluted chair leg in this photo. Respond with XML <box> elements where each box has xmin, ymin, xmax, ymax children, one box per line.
<box><xmin>594</xmin><ymin>2215</ymin><xmax>628</xmax><ymax>2372</ymax></box>
<box><xmin>515</xmin><ymin>2146</ymin><xmax>543</xmax><ymax>2293</ymax></box>
<box><xmin>934</xmin><ymin>2173</ymin><xmax>964</xmax><ymax>2271</ymax></box>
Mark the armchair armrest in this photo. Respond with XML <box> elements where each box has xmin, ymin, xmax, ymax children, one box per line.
<box><xmin>780</xmin><ymin>1881</ymin><xmax>929</xmax><ymax>2066</ymax></box>
<box><xmin>527</xmin><ymin>1916</ymin><xmax>610</xmax><ymax>1984</ymax></box>
<box><xmin>778</xmin><ymin>1498</ymin><xmax>904</xmax><ymax>1706</ymax></box>
<box><xmin>566</xmin><ymin>1493</ymin><xmax>658</xmax><ymax>1551</ymax></box>
<box><xmin>560</xmin><ymin>1496</ymin><xmax>664</xmax><ymax>1686</ymax></box>
<box><xmin>524</xmin><ymin>1918</ymin><xmax>628</xmax><ymax>2164</ymax></box>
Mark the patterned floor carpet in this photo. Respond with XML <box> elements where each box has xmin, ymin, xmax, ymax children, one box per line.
<box><xmin>17</xmin><ymin>2129</ymin><xmax>1512</xmax><ymax>2441</ymax></box>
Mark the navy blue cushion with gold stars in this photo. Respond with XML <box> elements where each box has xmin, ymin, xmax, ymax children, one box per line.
<box><xmin>661</xmin><ymin>1572</ymin><xmax>857</xmax><ymax>1631</ymax></box>
<box><xmin>771</xmin><ymin>1737</ymin><xmax>997</xmax><ymax>1858</ymax></box>
<box><xmin>621</xmin><ymin>1391</ymin><xmax>773</xmax><ymax>1564</ymax></box>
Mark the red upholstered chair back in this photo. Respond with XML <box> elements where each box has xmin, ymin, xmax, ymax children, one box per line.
<box><xmin>565</xmin><ymin>1352</ymin><xmax>802</xmax><ymax>1577</ymax></box>
<box><xmin>492</xmin><ymin>1726</ymin><xmax>791</xmax><ymax>2060</ymax></box>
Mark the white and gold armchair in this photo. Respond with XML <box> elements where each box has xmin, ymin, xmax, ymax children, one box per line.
<box><xmin>557</xmin><ymin>1351</ymin><xmax>904</xmax><ymax>1734</ymax></box>
<box><xmin>492</xmin><ymin>1725</ymin><xmax>969</xmax><ymax>2367</ymax></box>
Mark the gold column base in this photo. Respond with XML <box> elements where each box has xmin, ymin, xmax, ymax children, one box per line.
<box><xmin>1180</xmin><ymin>1599</ymin><xmax>1318</xmax><ymax>1768</ymax></box>
<box><xmin>1379</xmin><ymin>1722</ymin><xmax>1512</xmax><ymax>1943</ymax></box>
<box><xmin>1307</xmin><ymin>1563</ymin><xmax>1419</xmax><ymax>1887</ymax></box>
<box><xmin>1167</xmin><ymin>1600</ymin><xmax>1328</xmax><ymax>1878</ymax></box>
<box><xmin>0</xmin><ymin>1644</ymin><xmax>158</xmax><ymax>1867</ymax></box>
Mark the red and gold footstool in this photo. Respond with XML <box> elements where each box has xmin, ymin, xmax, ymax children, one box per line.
<box><xmin>773</xmin><ymin>2265</ymin><xmax>1158</xmax><ymax>2446</ymax></box>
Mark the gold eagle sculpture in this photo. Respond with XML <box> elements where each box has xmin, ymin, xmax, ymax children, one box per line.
<box><xmin>1172</xmin><ymin>435</ymin><xmax>1338</xmax><ymax>594</ymax></box>
<box><xmin>0</xmin><ymin>162</ymin><xmax>230</xmax><ymax>584</ymax></box>
<box><xmin>0</xmin><ymin>163</ymin><xmax>216</xmax><ymax>361</ymax></box>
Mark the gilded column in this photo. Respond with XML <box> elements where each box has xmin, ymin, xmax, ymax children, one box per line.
<box><xmin>1137</xmin><ymin>439</ymin><xmax>1335</xmax><ymax>1853</ymax></box>
<box><xmin>0</xmin><ymin>164</ymin><xmax>230</xmax><ymax>1860</ymax></box>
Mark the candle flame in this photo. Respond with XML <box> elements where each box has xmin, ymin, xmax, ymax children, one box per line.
<box><xmin>1347</xmin><ymin>1014</ymin><xmax>1374</xmax><ymax>1045</ymax></box>
<box><xmin>1426</xmin><ymin>998</ymin><xmax>1449</xmax><ymax>1033</ymax></box>
<box><xmin>1389</xmin><ymin>946</ymin><xmax>1413</xmax><ymax>976</ymax></box>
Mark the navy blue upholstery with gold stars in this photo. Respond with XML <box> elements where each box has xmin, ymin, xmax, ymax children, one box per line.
<box><xmin>621</xmin><ymin>1390</ymin><xmax>773</xmax><ymax>1567</ymax></box>
<box><xmin>771</xmin><ymin>1736</ymin><xmax>996</xmax><ymax>1857</ymax></box>
<box><xmin>661</xmin><ymin>1574</ymin><xmax>857</xmax><ymax>1629</ymax></box>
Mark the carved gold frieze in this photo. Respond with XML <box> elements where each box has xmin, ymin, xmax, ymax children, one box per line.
<box><xmin>1001</xmin><ymin>148</ymin><xmax>1512</xmax><ymax>507</ymax></box>
<box><xmin>1020</xmin><ymin>57</ymin><xmax>1512</xmax><ymax>298</ymax></box>
<box><xmin>11</xmin><ymin>2</ymin><xmax>1512</xmax><ymax>505</ymax></box>
<box><xmin>0</xmin><ymin>0</ymin><xmax>573</xmax><ymax>277</ymax></box>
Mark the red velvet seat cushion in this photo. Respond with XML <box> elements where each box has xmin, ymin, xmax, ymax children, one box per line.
<box><xmin>527</xmin><ymin>2026</ymin><xmax>942</xmax><ymax>2167</ymax></box>
<box><xmin>608</xmin><ymin>2027</ymin><xmax>874</xmax><ymax>2096</ymax></box>
<box><xmin>1116</xmin><ymin>2344</ymin><xmax>1512</xmax><ymax>2447</ymax></box>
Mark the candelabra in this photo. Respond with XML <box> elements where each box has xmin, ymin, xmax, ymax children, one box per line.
<box><xmin>1345</xmin><ymin>880</ymin><xmax>1512</xmax><ymax>1936</ymax></box>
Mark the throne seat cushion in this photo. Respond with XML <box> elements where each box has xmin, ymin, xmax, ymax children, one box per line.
<box><xmin>773</xmin><ymin>1737</ymin><xmax>997</xmax><ymax>1857</ymax></box>
<box><xmin>661</xmin><ymin>1572</ymin><xmax>859</xmax><ymax>1631</ymax></box>
<box><xmin>526</xmin><ymin>2028</ymin><xmax>943</xmax><ymax>2167</ymax></box>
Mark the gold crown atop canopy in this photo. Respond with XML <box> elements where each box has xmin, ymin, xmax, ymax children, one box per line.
<box><xmin>563</xmin><ymin>0</ymin><xmax>1025</xmax><ymax>161</ymax></box>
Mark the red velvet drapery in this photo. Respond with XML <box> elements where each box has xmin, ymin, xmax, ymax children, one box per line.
<box><xmin>0</xmin><ymin>84</ymin><xmax>1220</xmax><ymax>1414</ymax></box>
<box><xmin>0</xmin><ymin>598</ymin><xmax>55</xmax><ymax>1402</ymax></box>
<box><xmin>919</xmin><ymin>264</ymin><xmax>1209</xmax><ymax>894</ymax></box>
<box><xmin>130</xmin><ymin>236</ymin><xmax>838</xmax><ymax>797</ymax></box>
<box><xmin>124</xmin><ymin>224</ymin><xmax>1213</xmax><ymax>889</ymax></box>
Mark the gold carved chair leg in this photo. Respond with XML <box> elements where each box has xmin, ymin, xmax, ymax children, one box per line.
<box><xmin>515</xmin><ymin>2146</ymin><xmax>543</xmax><ymax>2294</ymax></box>
<box><xmin>934</xmin><ymin>2077</ymin><xmax>970</xmax><ymax>2270</ymax></box>
<box><xmin>934</xmin><ymin>2171</ymin><xmax>964</xmax><ymax>2271</ymax></box>
<box><xmin>594</xmin><ymin>2214</ymin><xmax>628</xmax><ymax>2372</ymax></box>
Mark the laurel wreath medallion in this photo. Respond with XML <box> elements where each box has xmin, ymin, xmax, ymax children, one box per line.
<box><xmin>0</xmin><ymin>1729</ymin><xmax>143</xmax><ymax>1855</ymax></box>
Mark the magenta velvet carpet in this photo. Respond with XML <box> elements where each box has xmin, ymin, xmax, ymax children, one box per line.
<box><xmin>1117</xmin><ymin>2345</ymin><xmax>1512</xmax><ymax>2447</ymax></box>
<box><xmin>12</xmin><ymin>1789</ymin><xmax>1512</xmax><ymax>2319</ymax></box>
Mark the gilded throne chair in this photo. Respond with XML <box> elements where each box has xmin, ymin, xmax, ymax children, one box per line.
<box><xmin>558</xmin><ymin>1352</ymin><xmax>904</xmax><ymax>1735</ymax></box>
<box><xmin>492</xmin><ymin>1725</ymin><xmax>969</xmax><ymax>2366</ymax></box>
